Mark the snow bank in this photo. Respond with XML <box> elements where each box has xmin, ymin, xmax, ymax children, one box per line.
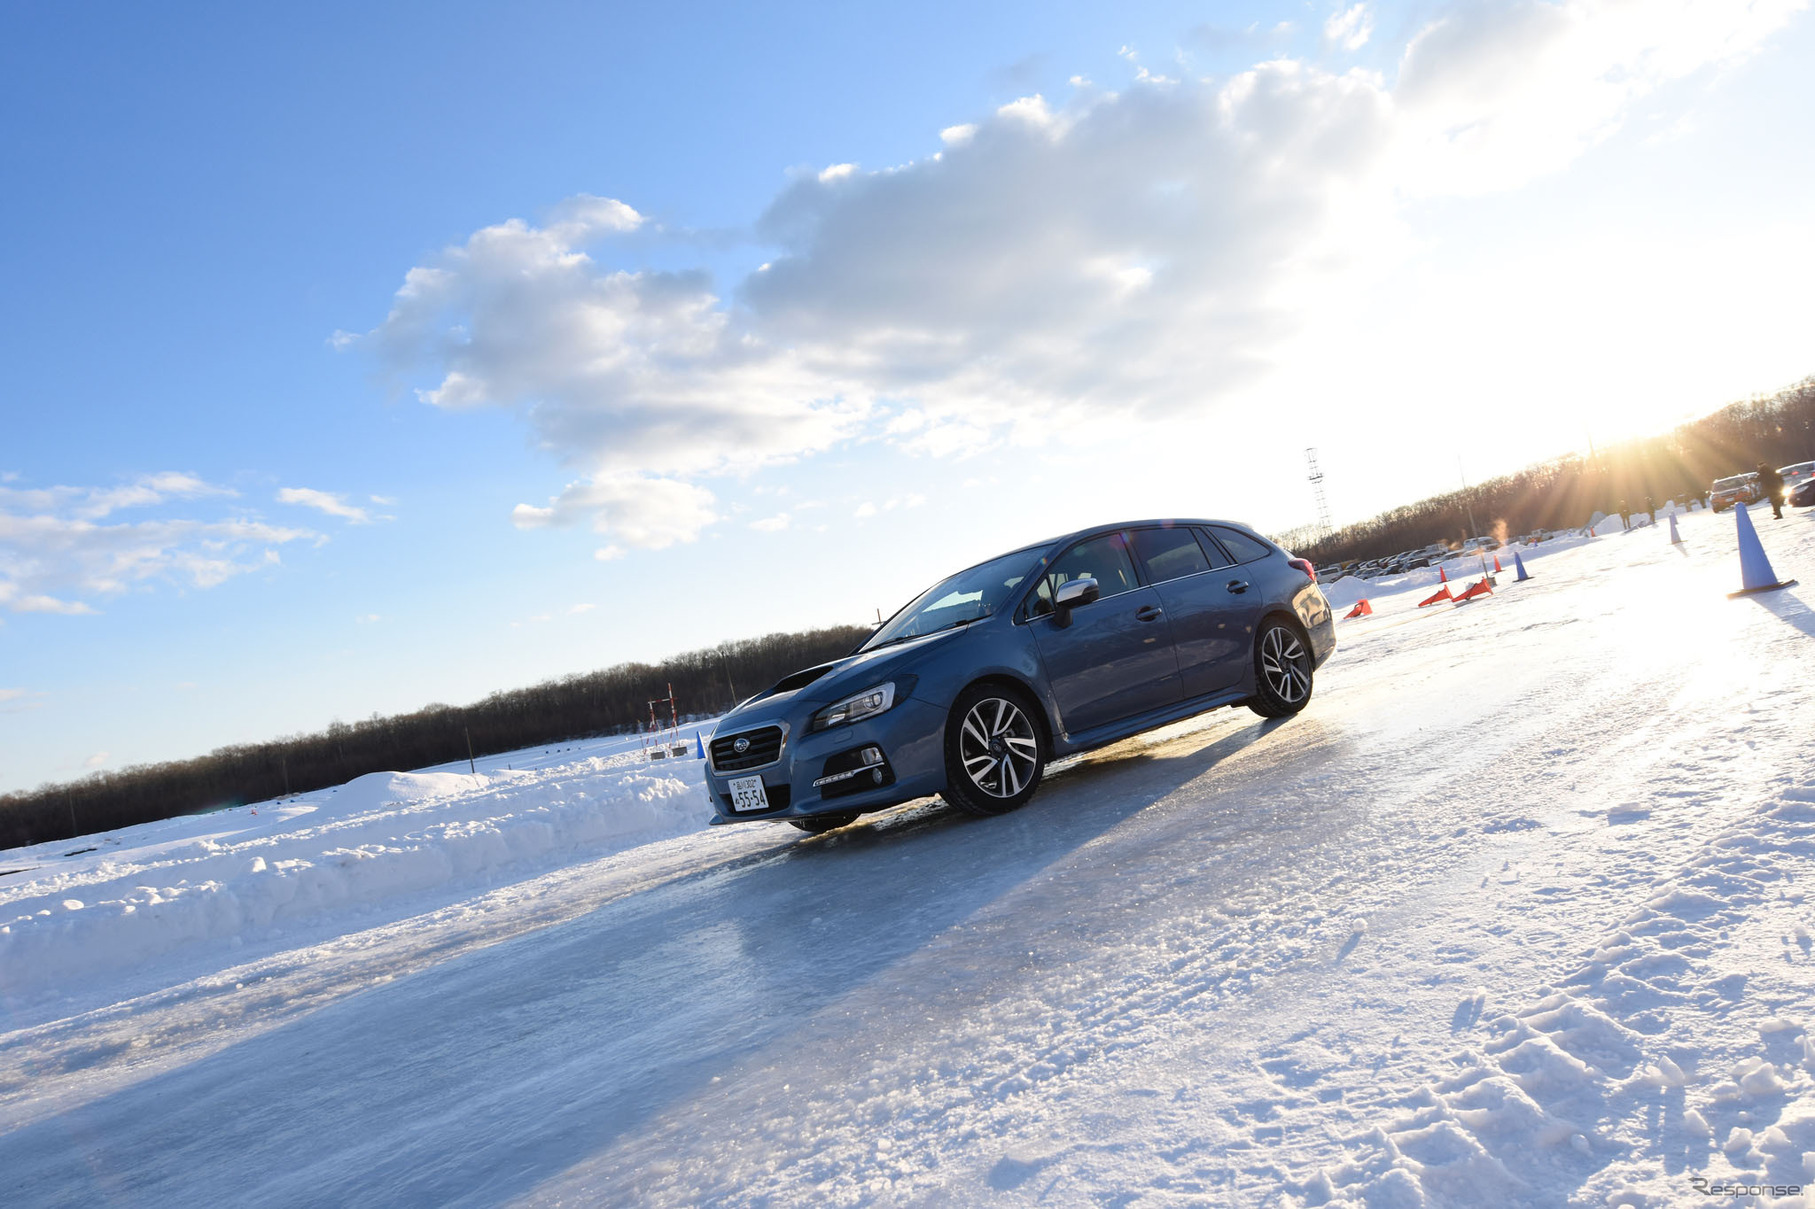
<box><xmin>0</xmin><ymin>748</ymin><xmax>715</xmax><ymax>1003</ymax></box>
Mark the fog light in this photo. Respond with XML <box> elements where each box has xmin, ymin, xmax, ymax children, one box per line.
<box><xmin>812</xmin><ymin>745</ymin><xmax>895</xmax><ymax>793</ymax></box>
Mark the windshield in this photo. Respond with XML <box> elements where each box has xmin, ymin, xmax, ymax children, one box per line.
<box><xmin>861</xmin><ymin>546</ymin><xmax>1045</xmax><ymax>651</ymax></box>
<box><xmin>1714</xmin><ymin>476</ymin><xmax>1751</xmax><ymax>490</ymax></box>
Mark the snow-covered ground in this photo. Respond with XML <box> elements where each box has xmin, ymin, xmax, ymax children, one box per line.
<box><xmin>0</xmin><ymin>729</ymin><xmax>715</xmax><ymax>1012</ymax></box>
<box><xmin>3</xmin><ymin>503</ymin><xmax>1814</xmax><ymax>1207</ymax></box>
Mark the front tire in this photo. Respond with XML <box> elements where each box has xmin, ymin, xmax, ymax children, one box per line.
<box><xmin>1247</xmin><ymin>618</ymin><xmax>1315</xmax><ymax>718</ymax></box>
<box><xmin>939</xmin><ymin>683</ymin><xmax>1046</xmax><ymax>817</ymax></box>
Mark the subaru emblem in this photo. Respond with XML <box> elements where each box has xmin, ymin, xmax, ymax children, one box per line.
<box><xmin>733</xmin><ymin>737</ymin><xmax>750</xmax><ymax>754</ymax></box>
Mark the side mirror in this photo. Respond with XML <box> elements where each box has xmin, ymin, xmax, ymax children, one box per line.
<box><xmin>1051</xmin><ymin>577</ymin><xmax>1099</xmax><ymax>627</ymax></box>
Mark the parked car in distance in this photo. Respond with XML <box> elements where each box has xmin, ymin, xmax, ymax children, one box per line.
<box><xmin>1712</xmin><ymin>473</ymin><xmax>1762</xmax><ymax>512</ymax></box>
<box><xmin>1779</xmin><ymin>461</ymin><xmax>1815</xmax><ymax>491</ymax></box>
<box><xmin>702</xmin><ymin>519</ymin><xmax>1337</xmax><ymax>832</ymax></box>
<box><xmin>1790</xmin><ymin>476</ymin><xmax>1815</xmax><ymax>509</ymax></box>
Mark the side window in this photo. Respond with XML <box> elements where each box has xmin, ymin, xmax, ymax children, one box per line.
<box><xmin>1025</xmin><ymin>533</ymin><xmax>1140</xmax><ymax>617</ymax></box>
<box><xmin>1205</xmin><ymin>525</ymin><xmax>1273</xmax><ymax>565</ymax></box>
<box><xmin>1193</xmin><ymin>529</ymin><xmax>1234</xmax><ymax>569</ymax></box>
<box><xmin>1129</xmin><ymin>527</ymin><xmax>1209</xmax><ymax>584</ymax></box>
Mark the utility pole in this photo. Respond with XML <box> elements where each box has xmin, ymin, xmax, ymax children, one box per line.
<box><xmin>1458</xmin><ymin>457</ymin><xmax>1480</xmax><ymax>539</ymax></box>
<box><xmin>280</xmin><ymin>754</ymin><xmax>290</xmax><ymax>797</ymax></box>
<box><xmin>464</xmin><ymin>726</ymin><xmax>477</xmax><ymax>775</ymax></box>
<box><xmin>1459</xmin><ymin>457</ymin><xmax>1490</xmax><ymax>579</ymax></box>
<box><xmin>712</xmin><ymin>649</ymin><xmax>737</xmax><ymax>703</ymax></box>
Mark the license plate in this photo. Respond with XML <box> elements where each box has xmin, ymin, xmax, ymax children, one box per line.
<box><xmin>728</xmin><ymin>775</ymin><xmax>771</xmax><ymax>813</ymax></box>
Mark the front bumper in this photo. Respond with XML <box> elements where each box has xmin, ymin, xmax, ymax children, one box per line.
<box><xmin>703</xmin><ymin>696</ymin><xmax>948</xmax><ymax>823</ymax></box>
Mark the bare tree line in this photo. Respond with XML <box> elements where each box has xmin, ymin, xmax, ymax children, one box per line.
<box><xmin>1296</xmin><ymin>375</ymin><xmax>1815</xmax><ymax>566</ymax></box>
<box><xmin>1</xmin><ymin>625</ymin><xmax>869</xmax><ymax>849</ymax></box>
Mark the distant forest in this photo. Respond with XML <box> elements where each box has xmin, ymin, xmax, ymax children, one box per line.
<box><xmin>0</xmin><ymin>624</ymin><xmax>869</xmax><ymax>849</ymax></box>
<box><xmin>1293</xmin><ymin>374</ymin><xmax>1815</xmax><ymax>566</ymax></box>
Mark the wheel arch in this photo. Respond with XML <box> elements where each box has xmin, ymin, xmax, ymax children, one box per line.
<box><xmin>954</xmin><ymin>673</ymin><xmax>1054</xmax><ymax>751</ymax></box>
<box><xmin>1258</xmin><ymin>607</ymin><xmax>1311</xmax><ymax>646</ymax></box>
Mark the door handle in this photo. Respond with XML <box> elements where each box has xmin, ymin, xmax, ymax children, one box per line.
<box><xmin>1226</xmin><ymin>579</ymin><xmax>1249</xmax><ymax>594</ymax></box>
<box><xmin>1135</xmin><ymin>604</ymin><xmax>1164</xmax><ymax>621</ymax></box>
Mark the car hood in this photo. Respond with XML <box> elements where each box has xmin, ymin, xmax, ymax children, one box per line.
<box><xmin>717</xmin><ymin>627</ymin><xmax>968</xmax><ymax>725</ymax></box>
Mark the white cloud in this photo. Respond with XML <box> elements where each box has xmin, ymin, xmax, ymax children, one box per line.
<box><xmin>355</xmin><ymin>613</ymin><xmax>381</xmax><ymax>624</ymax></box>
<box><xmin>567</xmin><ymin>602</ymin><xmax>596</xmax><ymax>615</ymax></box>
<box><xmin>853</xmin><ymin>501</ymin><xmax>877</xmax><ymax>519</ymax></box>
<box><xmin>1325</xmin><ymin>4</ymin><xmax>1374</xmax><ymax>51</ymax></box>
<box><xmin>749</xmin><ymin>512</ymin><xmax>791</xmax><ymax>532</ymax></box>
<box><xmin>0</xmin><ymin>687</ymin><xmax>44</xmax><ymax>713</ymax></box>
<box><xmin>278</xmin><ymin>486</ymin><xmax>372</xmax><ymax>524</ymax></box>
<box><xmin>0</xmin><ymin>472</ymin><xmax>231</xmax><ymax>521</ymax></box>
<box><xmin>0</xmin><ymin>475</ymin><xmax>317</xmax><ymax>615</ymax></box>
<box><xmin>358</xmin><ymin>2</ymin><xmax>1800</xmax><ymax>552</ymax></box>
<box><xmin>1392</xmin><ymin>0</ymin><xmax>1804</xmax><ymax>194</ymax></box>
<box><xmin>512</xmin><ymin>474</ymin><xmax>718</xmax><ymax>549</ymax></box>
<box><xmin>83</xmin><ymin>752</ymin><xmax>108</xmax><ymax>769</ymax></box>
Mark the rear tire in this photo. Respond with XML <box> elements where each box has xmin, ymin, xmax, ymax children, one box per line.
<box><xmin>1246</xmin><ymin>618</ymin><xmax>1315</xmax><ymax>718</ymax></box>
<box><xmin>790</xmin><ymin>813</ymin><xmax>859</xmax><ymax>834</ymax></box>
<box><xmin>939</xmin><ymin>683</ymin><xmax>1046</xmax><ymax>817</ymax></box>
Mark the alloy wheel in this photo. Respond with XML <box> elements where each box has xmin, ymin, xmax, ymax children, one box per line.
<box><xmin>958</xmin><ymin>697</ymin><xmax>1040</xmax><ymax>799</ymax></box>
<box><xmin>1260</xmin><ymin>625</ymin><xmax>1311</xmax><ymax>705</ymax></box>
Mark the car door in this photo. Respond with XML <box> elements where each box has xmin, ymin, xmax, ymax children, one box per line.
<box><xmin>1026</xmin><ymin>531</ymin><xmax>1182</xmax><ymax>734</ymax></box>
<box><xmin>1127</xmin><ymin>526</ymin><xmax>1250</xmax><ymax>698</ymax></box>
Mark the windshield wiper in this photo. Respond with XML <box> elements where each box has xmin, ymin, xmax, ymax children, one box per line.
<box><xmin>866</xmin><ymin>615</ymin><xmax>979</xmax><ymax>651</ymax></box>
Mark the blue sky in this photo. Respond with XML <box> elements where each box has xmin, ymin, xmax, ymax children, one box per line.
<box><xmin>4</xmin><ymin>0</ymin><xmax>1813</xmax><ymax>791</ymax></box>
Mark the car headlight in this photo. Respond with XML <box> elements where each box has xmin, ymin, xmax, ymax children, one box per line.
<box><xmin>809</xmin><ymin>682</ymin><xmax>898</xmax><ymax>733</ymax></box>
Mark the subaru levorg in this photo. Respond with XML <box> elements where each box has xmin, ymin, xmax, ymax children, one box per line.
<box><xmin>703</xmin><ymin>519</ymin><xmax>1336</xmax><ymax>832</ymax></box>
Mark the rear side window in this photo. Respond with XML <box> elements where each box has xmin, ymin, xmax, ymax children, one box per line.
<box><xmin>1026</xmin><ymin>532</ymin><xmax>1139</xmax><ymax>617</ymax></box>
<box><xmin>1129</xmin><ymin>527</ymin><xmax>1210</xmax><ymax>583</ymax></box>
<box><xmin>1204</xmin><ymin>525</ymin><xmax>1273</xmax><ymax>565</ymax></box>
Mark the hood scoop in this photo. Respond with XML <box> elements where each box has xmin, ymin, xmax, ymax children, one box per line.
<box><xmin>769</xmin><ymin>664</ymin><xmax>835</xmax><ymax>695</ymax></box>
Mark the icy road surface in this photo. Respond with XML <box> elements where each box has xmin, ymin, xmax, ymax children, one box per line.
<box><xmin>4</xmin><ymin>505</ymin><xmax>1815</xmax><ymax>1207</ymax></box>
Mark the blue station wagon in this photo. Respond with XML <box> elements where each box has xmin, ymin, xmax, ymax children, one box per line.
<box><xmin>704</xmin><ymin>519</ymin><xmax>1336</xmax><ymax>832</ymax></box>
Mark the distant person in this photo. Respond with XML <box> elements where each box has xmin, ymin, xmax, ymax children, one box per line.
<box><xmin>1618</xmin><ymin>500</ymin><xmax>1631</xmax><ymax>531</ymax></box>
<box><xmin>1758</xmin><ymin>462</ymin><xmax>1786</xmax><ymax>520</ymax></box>
<box><xmin>1644</xmin><ymin>495</ymin><xmax>1656</xmax><ymax>524</ymax></box>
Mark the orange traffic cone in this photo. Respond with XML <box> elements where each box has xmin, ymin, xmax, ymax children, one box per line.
<box><xmin>1493</xmin><ymin>555</ymin><xmax>1503</xmax><ymax>573</ymax></box>
<box><xmin>1439</xmin><ymin>567</ymin><xmax>1449</xmax><ymax>583</ymax></box>
<box><xmin>1344</xmin><ymin>598</ymin><xmax>1373</xmax><ymax>619</ymax></box>
<box><xmin>1453</xmin><ymin>578</ymin><xmax>1493</xmax><ymax>604</ymax></box>
<box><xmin>1418</xmin><ymin>584</ymin><xmax>1452</xmax><ymax>607</ymax></box>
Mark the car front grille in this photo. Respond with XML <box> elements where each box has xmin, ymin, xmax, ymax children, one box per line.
<box><xmin>711</xmin><ymin>725</ymin><xmax>785</xmax><ymax>772</ymax></box>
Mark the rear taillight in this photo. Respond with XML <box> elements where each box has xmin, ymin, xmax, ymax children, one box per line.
<box><xmin>1287</xmin><ymin>558</ymin><xmax>1316</xmax><ymax>582</ymax></box>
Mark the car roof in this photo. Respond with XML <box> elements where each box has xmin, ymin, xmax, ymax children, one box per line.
<box><xmin>1023</xmin><ymin>518</ymin><xmax>1267</xmax><ymax>554</ymax></box>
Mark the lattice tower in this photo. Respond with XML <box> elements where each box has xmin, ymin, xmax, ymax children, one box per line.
<box><xmin>1305</xmin><ymin>447</ymin><xmax>1333</xmax><ymax>538</ymax></box>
